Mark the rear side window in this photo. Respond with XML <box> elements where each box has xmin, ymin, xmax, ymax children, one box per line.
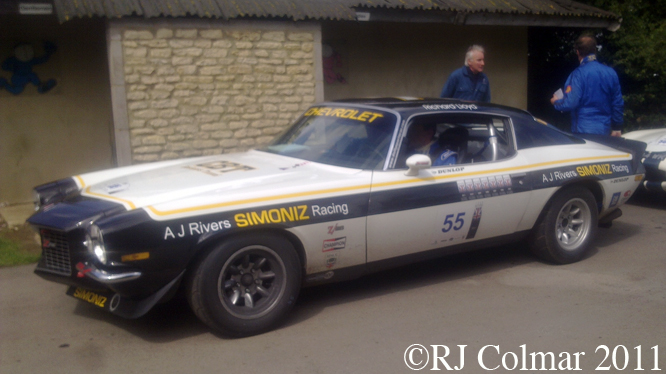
<box><xmin>513</xmin><ymin>117</ymin><xmax>585</xmax><ymax>149</ymax></box>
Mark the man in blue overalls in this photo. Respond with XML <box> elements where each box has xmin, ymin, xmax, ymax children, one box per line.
<box><xmin>551</xmin><ymin>35</ymin><xmax>624</xmax><ymax>137</ymax></box>
<box><xmin>440</xmin><ymin>45</ymin><xmax>491</xmax><ymax>103</ymax></box>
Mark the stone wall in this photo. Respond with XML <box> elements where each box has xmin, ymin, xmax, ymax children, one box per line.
<box><xmin>117</xmin><ymin>22</ymin><xmax>319</xmax><ymax>163</ymax></box>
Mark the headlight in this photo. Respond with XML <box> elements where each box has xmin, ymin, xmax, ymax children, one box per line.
<box><xmin>85</xmin><ymin>224</ymin><xmax>107</xmax><ymax>264</ymax></box>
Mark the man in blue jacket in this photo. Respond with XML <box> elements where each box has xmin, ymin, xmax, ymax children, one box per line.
<box><xmin>440</xmin><ymin>45</ymin><xmax>490</xmax><ymax>102</ymax></box>
<box><xmin>551</xmin><ymin>35</ymin><xmax>624</xmax><ymax>137</ymax></box>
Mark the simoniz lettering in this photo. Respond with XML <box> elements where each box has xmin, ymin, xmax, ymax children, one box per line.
<box><xmin>576</xmin><ymin>164</ymin><xmax>613</xmax><ymax>177</ymax></box>
<box><xmin>72</xmin><ymin>288</ymin><xmax>107</xmax><ymax>308</ymax></box>
<box><xmin>234</xmin><ymin>205</ymin><xmax>310</xmax><ymax>227</ymax></box>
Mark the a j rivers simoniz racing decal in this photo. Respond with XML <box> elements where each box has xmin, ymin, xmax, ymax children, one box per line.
<box><xmin>160</xmin><ymin>196</ymin><xmax>366</xmax><ymax>241</ymax></box>
<box><xmin>539</xmin><ymin>161</ymin><xmax>632</xmax><ymax>187</ymax></box>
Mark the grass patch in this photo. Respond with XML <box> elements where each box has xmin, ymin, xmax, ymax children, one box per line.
<box><xmin>0</xmin><ymin>237</ymin><xmax>41</xmax><ymax>267</ymax></box>
<box><xmin>0</xmin><ymin>223</ymin><xmax>41</xmax><ymax>267</ymax></box>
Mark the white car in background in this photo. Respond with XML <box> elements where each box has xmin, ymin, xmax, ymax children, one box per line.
<box><xmin>623</xmin><ymin>129</ymin><xmax>666</xmax><ymax>191</ymax></box>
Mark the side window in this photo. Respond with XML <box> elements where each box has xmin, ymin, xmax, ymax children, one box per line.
<box><xmin>394</xmin><ymin>114</ymin><xmax>515</xmax><ymax>169</ymax></box>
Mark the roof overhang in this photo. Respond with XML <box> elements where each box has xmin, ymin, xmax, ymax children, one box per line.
<box><xmin>1</xmin><ymin>0</ymin><xmax>621</xmax><ymax>31</ymax></box>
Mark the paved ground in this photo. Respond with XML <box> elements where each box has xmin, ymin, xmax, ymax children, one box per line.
<box><xmin>1</xmin><ymin>194</ymin><xmax>665</xmax><ymax>374</ymax></box>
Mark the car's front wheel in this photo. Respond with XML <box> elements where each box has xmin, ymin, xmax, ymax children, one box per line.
<box><xmin>187</xmin><ymin>233</ymin><xmax>301</xmax><ymax>337</ymax></box>
<box><xmin>529</xmin><ymin>186</ymin><xmax>598</xmax><ymax>264</ymax></box>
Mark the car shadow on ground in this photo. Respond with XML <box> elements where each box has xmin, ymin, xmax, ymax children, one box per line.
<box><xmin>286</xmin><ymin>219</ymin><xmax>642</xmax><ymax>331</ymax></box>
<box><xmin>69</xmin><ymin>217</ymin><xmax>643</xmax><ymax>342</ymax></box>
<box><xmin>627</xmin><ymin>188</ymin><xmax>666</xmax><ymax>210</ymax></box>
<box><xmin>70</xmin><ymin>243</ymin><xmax>540</xmax><ymax>342</ymax></box>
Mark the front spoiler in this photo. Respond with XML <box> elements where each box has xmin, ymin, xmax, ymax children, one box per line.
<box><xmin>65</xmin><ymin>271</ymin><xmax>184</xmax><ymax>319</ymax></box>
<box><xmin>35</xmin><ymin>264</ymin><xmax>184</xmax><ymax>319</ymax></box>
<box><xmin>67</xmin><ymin>271</ymin><xmax>185</xmax><ymax>318</ymax></box>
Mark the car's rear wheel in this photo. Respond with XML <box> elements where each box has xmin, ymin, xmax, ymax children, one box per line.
<box><xmin>187</xmin><ymin>234</ymin><xmax>301</xmax><ymax>337</ymax></box>
<box><xmin>529</xmin><ymin>186</ymin><xmax>598</xmax><ymax>264</ymax></box>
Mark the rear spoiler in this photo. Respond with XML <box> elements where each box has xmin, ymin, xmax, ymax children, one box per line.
<box><xmin>577</xmin><ymin>134</ymin><xmax>647</xmax><ymax>174</ymax></box>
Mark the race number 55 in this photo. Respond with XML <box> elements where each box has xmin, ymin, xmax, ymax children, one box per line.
<box><xmin>442</xmin><ymin>212</ymin><xmax>465</xmax><ymax>233</ymax></box>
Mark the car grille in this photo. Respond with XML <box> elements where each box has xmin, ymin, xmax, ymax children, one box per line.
<box><xmin>39</xmin><ymin>229</ymin><xmax>71</xmax><ymax>276</ymax></box>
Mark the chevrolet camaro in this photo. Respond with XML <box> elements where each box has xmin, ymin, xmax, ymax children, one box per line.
<box><xmin>29</xmin><ymin>98</ymin><xmax>646</xmax><ymax>336</ymax></box>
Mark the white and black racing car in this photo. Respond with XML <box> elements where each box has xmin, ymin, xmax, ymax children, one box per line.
<box><xmin>29</xmin><ymin>98</ymin><xmax>646</xmax><ymax>336</ymax></box>
<box><xmin>623</xmin><ymin>128</ymin><xmax>666</xmax><ymax>192</ymax></box>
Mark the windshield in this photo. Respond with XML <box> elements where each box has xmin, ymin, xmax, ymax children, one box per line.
<box><xmin>263</xmin><ymin>106</ymin><xmax>398</xmax><ymax>169</ymax></box>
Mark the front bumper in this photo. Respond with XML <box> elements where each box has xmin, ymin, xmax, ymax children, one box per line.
<box><xmin>642</xmin><ymin>151</ymin><xmax>666</xmax><ymax>191</ymax></box>
<box><xmin>33</xmin><ymin>225</ymin><xmax>183</xmax><ymax>319</ymax></box>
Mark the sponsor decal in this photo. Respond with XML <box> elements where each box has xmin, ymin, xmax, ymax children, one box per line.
<box><xmin>105</xmin><ymin>182</ymin><xmax>129</xmax><ymax>194</ymax></box>
<box><xmin>327</xmin><ymin>223</ymin><xmax>344</xmax><ymax>235</ymax></box>
<box><xmin>541</xmin><ymin>163</ymin><xmax>630</xmax><ymax>187</ymax></box>
<box><xmin>121</xmin><ymin>252</ymin><xmax>150</xmax><ymax>262</ymax></box>
<box><xmin>609</xmin><ymin>192</ymin><xmax>621</xmax><ymax>208</ymax></box>
<box><xmin>624</xmin><ymin>190</ymin><xmax>632</xmax><ymax>198</ymax></box>
<box><xmin>303</xmin><ymin>107</ymin><xmax>385</xmax><ymax>123</ymax></box>
<box><xmin>165</xmin><ymin>220</ymin><xmax>232</xmax><ymax>239</ymax></box>
<box><xmin>646</xmin><ymin>152</ymin><xmax>666</xmax><ymax>161</ymax></box>
<box><xmin>306</xmin><ymin>271</ymin><xmax>335</xmax><ymax>282</ymax></box>
<box><xmin>576</xmin><ymin>164</ymin><xmax>613</xmax><ymax>177</ymax></box>
<box><xmin>323</xmin><ymin>237</ymin><xmax>347</xmax><ymax>252</ymax></box>
<box><xmin>312</xmin><ymin>203</ymin><xmax>349</xmax><ymax>217</ymax></box>
<box><xmin>576</xmin><ymin>163</ymin><xmax>630</xmax><ymax>177</ymax></box>
<box><xmin>279</xmin><ymin>161</ymin><xmax>310</xmax><ymax>171</ymax></box>
<box><xmin>610</xmin><ymin>177</ymin><xmax>630</xmax><ymax>184</ymax></box>
<box><xmin>422</xmin><ymin>104</ymin><xmax>478</xmax><ymax>111</ymax></box>
<box><xmin>235</xmin><ymin>205</ymin><xmax>309</xmax><ymax>227</ymax></box>
<box><xmin>185</xmin><ymin>160</ymin><xmax>254</xmax><ymax>176</ymax></box>
<box><xmin>325</xmin><ymin>253</ymin><xmax>338</xmax><ymax>269</ymax></box>
<box><xmin>542</xmin><ymin>169</ymin><xmax>579</xmax><ymax>183</ymax></box>
<box><xmin>70</xmin><ymin>287</ymin><xmax>107</xmax><ymax>308</ymax></box>
<box><xmin>436</xmin><ymin>166</ymin><xmax>465</xmax><ymax>175</ymax></box>
<box><xmin>459</xmin><ymin>175</ymin><xmax>513</xmax><ymax>200</ymax></box>
<box><xmin>466</xmin><ymin>203</ymin><xmax>483</xmax><ymax>239</ymax></box>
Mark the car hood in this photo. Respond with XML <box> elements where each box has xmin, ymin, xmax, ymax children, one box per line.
<box><xmin>622</xmin><ymin>129</ymin><xmax>666</xmax><ymax>153</ymax></box>
<box><xmin>78</xmin><ymin>150</ymin><xmax>370</xmax><ymax>220</ymax></box>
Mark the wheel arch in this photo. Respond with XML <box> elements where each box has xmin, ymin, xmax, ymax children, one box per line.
<box><xmin>187</xmin><ymin>227</ymin><xmax>307</xmax><ymax>279</ymax></box>
<box><xmin>532</xmin><ymin>180</ymin><xmax>604</xmax><ymax>231</ymax></box>
<box><xmin>567</xmin><ymin>179</ymin><xmax>604</xmax><ymax>212</ymax></box>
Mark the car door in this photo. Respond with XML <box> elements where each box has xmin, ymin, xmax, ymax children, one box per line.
<box><xmin>366</xmin><ymin>112</ymin><xmax>533</xmax><ymax>263</ymax></box>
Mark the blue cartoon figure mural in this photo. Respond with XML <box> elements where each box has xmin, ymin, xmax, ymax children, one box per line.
<box><xmin>0</xmin><ymin>41</ymin><xmax>57</xmax><ymax>94</ymax></box>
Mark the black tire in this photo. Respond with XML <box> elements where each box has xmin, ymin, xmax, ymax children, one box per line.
<box><xmin>529</xmin><ymin>186</ymin><xmax>598</xmax><ymax>264</ymax></box>
<box><xmin>187</xmin><ymin>233</ymin><xmax>301</xmax><ymax>337</ymax></box>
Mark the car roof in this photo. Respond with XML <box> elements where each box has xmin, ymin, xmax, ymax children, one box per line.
<box><xmin>331</xmin><ymin>97</ymin><xmax>533</xmax><ymax>120</ymax></box>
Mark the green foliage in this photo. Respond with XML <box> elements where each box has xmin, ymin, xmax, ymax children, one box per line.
<box><xmin>0</xmin><ymin>237</ymin><xmax>40</xmax><ymax>267</ymax></box>
<box><xmin>577</xmin><ymin>0</ymin><xmax>666</xmax><ymax>128</ymax></box>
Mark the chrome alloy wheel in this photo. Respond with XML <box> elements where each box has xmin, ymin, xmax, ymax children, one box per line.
<box><xmin>217</xmin><ymin>245</ymin><xmax>287</xmax><ymax>319</ymax></box>
<box><xmin>555</xmin><ymin>197</ymin><xmax>593</xmax><ymax>251</ymax></box>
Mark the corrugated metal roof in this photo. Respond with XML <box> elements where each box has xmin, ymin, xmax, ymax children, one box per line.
<box><xmin>52</xmin><ymin>0</ymin><xmax>618</xmax><ymax>23</ymax></box>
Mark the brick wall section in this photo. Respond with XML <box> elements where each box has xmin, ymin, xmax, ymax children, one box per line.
<box><xmin>121</xmin><ymin>27</ymin><xmax>316</xmax><ymax>162</ymax></box>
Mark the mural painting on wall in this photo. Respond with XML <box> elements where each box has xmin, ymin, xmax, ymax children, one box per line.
<box><xmin>322</xmin><ymin>44</ymin><xmax>347</xmax><ymax>84</ymax></box>
<box><xmin>0</xmin><ymin>41</ymin><xmax>57</xmax><ymax>94</ymax></box>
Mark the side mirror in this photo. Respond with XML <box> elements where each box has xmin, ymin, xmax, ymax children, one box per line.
<box><xmin>405</xmin><ymin>154</ymin><xmax>431</xmax><ymax>176</ymax></box>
